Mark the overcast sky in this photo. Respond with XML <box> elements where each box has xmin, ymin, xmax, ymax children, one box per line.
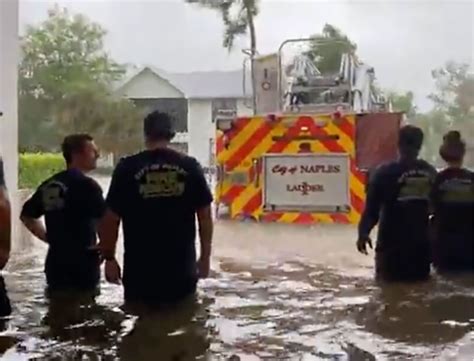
<box><xmin>20</xmin><ymin>0</ymin><xmax>474</xmax><ymax>111</ymax></box>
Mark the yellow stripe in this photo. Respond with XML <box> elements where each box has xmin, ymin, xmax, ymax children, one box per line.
<box><xmin>232</xmin><ymin>185</ymin><xmax>256</xmax><ymax>217</ymax></box>
<box><xmin>215</xmin><ymin>180</ymin><xmax>233</xmax><ymax>203</ymax></box>
<box><xmin>325</xmin><ymin>121</ymin><xmax>354</xmax><ymax>155</ymax></box>
<box><xmin>314</xmin><ymin>214</ymin><xmax>334</xmax><ymax>223</ymax></box>
<box><xmin>280</xmin><ymin>213</ymin><xmax>299</xmax><ymax>223</ymax></box>
<box><xmin>350</xmin><ymin>175</ymin><xmax>365</xmax><ymax>200</ymax></box>
<box><xmin>346</xmin><ymin>207</ymin><xmax>360</xmax><ymax>224</ymax></box>
<box><xmin>219</xmin><ymin>117</ymin><xmax>265</xmax><ymax>164</ymax></box>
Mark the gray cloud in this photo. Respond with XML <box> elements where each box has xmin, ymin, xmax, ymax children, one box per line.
<box><xmin>21</xmin><ymin>0</ymin><xmax>473</xmax><ymax>111</ymax></box>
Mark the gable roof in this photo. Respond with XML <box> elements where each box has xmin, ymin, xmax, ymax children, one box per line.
<box><xmin>116</xmin><ymin>65</ymin><xmax>252</xmax><ymax>99</ymax></box>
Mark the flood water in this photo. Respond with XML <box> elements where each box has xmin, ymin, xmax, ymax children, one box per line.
<box><xmin>1</xmin><ymin>178</ymin><xmax>473</xmax><ymax>360</ymax></box>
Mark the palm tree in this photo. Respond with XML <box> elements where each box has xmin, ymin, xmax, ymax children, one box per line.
<box><xmin>185</xmin><ymin>0</ymin><xmax>259</xmax><ymax>112</ymax></box>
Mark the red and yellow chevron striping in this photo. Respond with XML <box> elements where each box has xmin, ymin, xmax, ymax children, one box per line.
<box><xmin>215</xmin><ymin>114</ymin><xmax>367</xmax><ymax>224</ymax></box>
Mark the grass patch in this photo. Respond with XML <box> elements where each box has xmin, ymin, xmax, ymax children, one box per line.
<box><xmin>19</xmin><ymin>153</ymin><xmax>65</xmax><ymax>189</ymax></box>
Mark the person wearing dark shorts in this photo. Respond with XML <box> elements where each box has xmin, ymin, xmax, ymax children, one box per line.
<box><xmin>430</xmin><ymin>131</ymin><xmax>474</xmax><ymax>273</ymax></box>
<box><xmin>98</xmin><ymin>110</ymin><xmax>214</xmax><ymax>308</ymax></box>
<box><xmin>0</xmin><ymin>157</ymin><xmax>12</xmax><ymax>316</ymax></box>
<box><xmin>357</xmin><ymin>125</ymin><xmax>437</xmax><ymax>282</ymax></box>
<box><xmin>20</xmin><ymin>134</ymin><xmax>106</xmax><ymax>292</ymax></box>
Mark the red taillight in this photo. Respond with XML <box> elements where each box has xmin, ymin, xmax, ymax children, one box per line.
<box><xmin>223</xmin><ymin>135</ymin><xmax>230</xmax><ymax>149</ymax></box>
<box><xmin>266</xmin><ymin>114</ymin><xmax>277</xmax><ymax>122</ymax></box>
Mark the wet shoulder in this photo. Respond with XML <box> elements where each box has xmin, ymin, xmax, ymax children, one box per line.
<box><xmin>416</xmin><ymin>159</ymin><xmax>437</xmax><ymax>174</ymax></box>
<box><xmin>38</xmin><ymin>170</ymin><xmax>69</xmax><ymax>189</ymax></box>
<box><xmin>144</xmin><ymin>149</ymin><xmax>200</xmax><ymax>172</ymax></box>
<box><xmin>371</xmin><ymin>161</ymin><xmax>399</xmax><ymax>180</ymax></box>
<box><xmin>436</xmin><ymin>167</ymin><xmax>474</xmax><ymax>183</ymax></box>
<box><xmin>78</xmin><ymin>174</ymin><xmax>103</xmax><ymax>193</ymax></box>
<box><xmin>115</xmin><ymin>149</ymin><xmax>202</xmax><ymax>182</ymax></box>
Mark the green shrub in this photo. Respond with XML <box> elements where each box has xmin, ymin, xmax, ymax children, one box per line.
<box><xmin>19</xmin><ymin>153</ymin><xmax>65</xmax><ymax>189</ymax></box>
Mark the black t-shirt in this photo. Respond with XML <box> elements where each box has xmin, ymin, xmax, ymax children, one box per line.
<box><xmin>359</xmin><ymin>159</ymin><xmax>437</xmax><ymax>254</ymax></box>
<box><xmin>21</xmin><ymin>169</ymin><xmax>106</xmax><ymax>288</ymax></box>
<box><xmin>430</xmin><ymin>167</ymin><xmax>474</xmax><ymax>267</ymax></box>
<box><xmin>106</xmin><ymin>148</ymin><xmax>213</xmax><ymax>302</ymax></box>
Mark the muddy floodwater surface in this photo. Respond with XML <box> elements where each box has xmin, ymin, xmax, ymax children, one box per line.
<box><xmin>1</xmin><ymin>178</ymin><xmax>473</xmax><ymax>360</ymax></box>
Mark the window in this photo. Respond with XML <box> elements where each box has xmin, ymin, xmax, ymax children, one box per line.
<box><xmin>212</xmin><ymin>98</ymin><xmax>237</xmax><ymax>123</ymax></box>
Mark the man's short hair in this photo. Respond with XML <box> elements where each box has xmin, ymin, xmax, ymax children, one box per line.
<box><xmin>143</xmin><ymin>111</ymin><xmax>175</xmax><ymax>141</ymax></box>
<box><xmin>398</xmin><ymin>125</ymin><xmax>424</xmax><ymax>152</ymax></box>
<box><xmin>61</xmin><ymin>134</ymin><xmax>93</xmax><ymax>164</ymax></box>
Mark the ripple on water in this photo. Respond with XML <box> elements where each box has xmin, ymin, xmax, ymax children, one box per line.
<box><xmin>1</xmin><ymin>222</ymin><xmax>474</xmax><ymax>360</ymax></box>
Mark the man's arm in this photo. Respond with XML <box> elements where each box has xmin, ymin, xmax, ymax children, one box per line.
<box><xmin>97</xmin><ymin>209</ymin><xmax>120</xmax><ymax>260</ymax></box>
<box><xmin>20</xmin><ymin>188</ymin><xmax>47</xmax><ymax>243</ymax></box>
<box><xmin>190</xmin><ymin>158</ymin><xmax>214</xmax><ymax>278</ymax></box>
<box><xmin>358</xmin><ymin>167</ymin><xmax>384</xmax><ymax>243</ymax></box>
<box><xmin>0</xmin><ymin>158</ymin><xmax>11</xmax><ymax>268</ymax></box>
<box><xmin>197</xmin><ymin>205</ymin><xmax>213</xmax><ymax>263</ymax></box>
<box><xmin>87</xmin><ymin>179</ymin><xmax>107</xmax><ymax>221</ymax></box>
<box><xmin>97</xmin><ymin>160</ymin><xmax>126</xmax><ymax>261</ymax></box>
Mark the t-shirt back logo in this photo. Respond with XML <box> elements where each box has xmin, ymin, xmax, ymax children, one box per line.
<box><xmin>139</xmin><ymin>168</ymin><xmax>185</xmax><ymax>199</ymax></box>
<box><xmin>440</xmin><ymin>178</ymin><xmax>474</xmax><ymax>203</ymax></box>
<box><xmin>397</xmin><ymin>171</ymin><xmax>432</xmax><ymax>202</ymax></box>
<box><xmin>42</xmin><ymin>181</ymin><xmax>67</xmax><ymax>211</ymax></box>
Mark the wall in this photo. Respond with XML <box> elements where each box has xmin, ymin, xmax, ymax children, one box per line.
<box><xmin>188</xmin><ymin>98</ymin><xmax>253</xmax><ymax>168</ymax></box>
<box><xmin>132</xmin><ymin>98</ymin><xmax>188</xmax><ymax>132</ymax></box>
<box><xmin>117</xmin><ymin>68</ymin><xmax>184</xmax><ymax>99</ymax></box>
<box><xmin>0</xmin><ymin>0</ymin><xmax>19</xmax><ymax>243</ymax></box>
<box><xmin>188</xmin><ymin>99</ymin><xmax>213</xmax><ymax>167</ymax></box>
<box><xmin>237</xmin><ymin>99</ymin><xmax>253</xmax><ymax>116</ymax></box>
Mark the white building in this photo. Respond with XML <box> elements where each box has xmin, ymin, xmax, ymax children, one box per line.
<box><xmin>115</xmin><ymin>66</ymin><xmax>253</xmax><ymax>168</ymax></box>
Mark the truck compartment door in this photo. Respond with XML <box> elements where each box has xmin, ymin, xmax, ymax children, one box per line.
<box><xmin>355</xmin><ymin>112</ymin><xmax>402</xmax><ymax>170</ymax></box>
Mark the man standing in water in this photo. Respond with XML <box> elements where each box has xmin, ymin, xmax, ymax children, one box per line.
<box><xmin>430</xmin><ymin>131</ymin><xmax>474</xmax><ymax>273</ymax></box>
<box><xmin>357</xmin><ymin>125</ymin><xmax>437</xmax><ymax>281</ymax></box>
<box><xmin>21</xmin><ymin>134</ymin><xmax>105</xmax><ymax>292</ymax></box>
<box><xmin>98</xmin><ymin>110</ymin><xmax>213</xmax><ymax>307</ymax></box>
<box><xmin>0</xmin><ymin>157</ymin><xmax>12</xmax><ymax>315</ymax></box>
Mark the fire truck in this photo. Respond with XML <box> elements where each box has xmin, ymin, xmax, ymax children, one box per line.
<box><xmin>214</xmin><ymin>39</ymin><xmax>402</xmax><ymax>224</ymax></box>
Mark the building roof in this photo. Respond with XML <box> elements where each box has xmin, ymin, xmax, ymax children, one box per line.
<box><xmin>117</xmin><ymin>65</ymin><xmax>253</xmax><ymax>99</ymax></box>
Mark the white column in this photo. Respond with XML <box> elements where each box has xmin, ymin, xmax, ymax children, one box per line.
<box><xmin>0</xmin><ymin>0</ymin><xmax>19</xmax><ymax>241</ymax></box>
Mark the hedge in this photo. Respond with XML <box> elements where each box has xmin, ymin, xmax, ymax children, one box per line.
<box><xmin>19</xmin><ymin>153</ymin><xmax>65</xmax><ymax>189</ymax></box>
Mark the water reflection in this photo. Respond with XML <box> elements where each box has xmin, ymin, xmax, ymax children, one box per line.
<box><xmin>119</xmin><ymin>296</ymin><xmax>211</xmax><ymax>361</ymax></box>
<box><xmin>358</xmin><ymin>276</ymin><xmax>474</xmax><ymax>347</ymax></box>
<box><xmin>0</xmin><ymin>275</ymin><xmax>14</xmax><ymax>356</ymax></box>
<box><xmin>41</xmin><ymin>290</ymin><xmax>123</xmax><ymax>357</ymax></box>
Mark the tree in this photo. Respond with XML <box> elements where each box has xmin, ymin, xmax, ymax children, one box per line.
<box><xmin>430</xmin><ymin>62</ymin><xmax>473</xmax><ymax>125</ymax></box>
<box><xmin>53</xmin><ymin>83</ymin><xmax>143</xmax><ymax>158</ymax></box>
<box><xmin>306</xmin><ymin>24</ymin><xmax>357</xmax><ymax>74</ymax></box>
<box><xmin>20</xmin><ymin>6</ymin><xmax>124</xmax><ymax>101</ymax></box>
<box><xmin>185</xmin><ymin>0</ymin><xmax>259</xmax><ymax>113</ymax></box>
<box><xmin>19</xmin><ymin>6</ymin><xmax>140</xmax><ymax>153</ymax></box>
<box><xmin>428</xmin><ymin>62</ymin><xmax>474</xmax><ymax>166</ymax></box>
<box><xmin>413</xmin><ymin>110</ymin><xmax>449</xmax><ymax>166</ymax></box>
<box><xmin>388</xmin><ymin>91</ymin><xmax>417</xmax><ymax>120</ymax></box>
<box><xmin>185</xmin><ymin>0</ymin><xmax>259</xmax><ymax>55</ymax></box>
